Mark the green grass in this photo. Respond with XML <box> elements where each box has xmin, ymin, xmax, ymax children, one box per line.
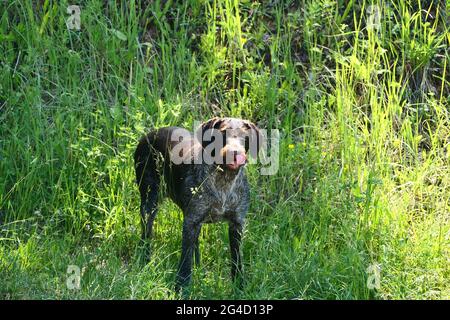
<box><xmin>0</xmin><ymin>0</ymin><xmax>449</xmax><ymax>299</ymax></box>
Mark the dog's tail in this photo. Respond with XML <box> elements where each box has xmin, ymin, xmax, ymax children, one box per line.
<box><xmin>134</xmin><ymin>131</ymin><xmax>160</xmax><ymax>188</ymax></box>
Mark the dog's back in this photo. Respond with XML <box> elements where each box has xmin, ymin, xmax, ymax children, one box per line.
<box><xmin>134</xmin><ymin>126</ymin><xmax>203</xmax><ymax>208</ymax></box>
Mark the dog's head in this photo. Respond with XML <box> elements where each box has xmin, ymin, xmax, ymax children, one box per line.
<box><xmin>198</xmin><ymin>117</ymin><xmax>261</xmax><ymax>171</ymax></box>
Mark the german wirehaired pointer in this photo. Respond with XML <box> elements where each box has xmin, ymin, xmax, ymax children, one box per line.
<box><xmin>134</xmin><ymin>117</ymin><xmax>261</xmax><ymax>290</ymax></box>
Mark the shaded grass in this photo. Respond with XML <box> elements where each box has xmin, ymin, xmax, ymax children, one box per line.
<box><xmin>0</xmin><ymin>0</ymin><xmax>449</xmax><ymax>299</ymax></box>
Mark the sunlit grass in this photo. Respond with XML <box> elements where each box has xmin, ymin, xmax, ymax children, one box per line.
<box><xmin>0</xmin><ymin>0</ymin><xmax>448</xmax><ymax>299</ymax></box>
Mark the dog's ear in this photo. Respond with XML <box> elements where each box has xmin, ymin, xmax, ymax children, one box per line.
<box><xmin>244</xmin><ymin>120</ymin><xmax>262</xmax><ymax>159</ymax></box>
<box><xmin>197</xmin><ymin>117</ymin><xmax>224</xmax><ymax>149</ymax></box>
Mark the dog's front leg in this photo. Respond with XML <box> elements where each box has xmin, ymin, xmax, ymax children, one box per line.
<box><xmin>175</xmin><ymin>218</ymin><xmax>202</xmax><ymax>291</ymax></box>
<box><xmin>194</xmin><ymin>238</ymin><xmax>200</xmax><ymax>266</ymax></box>
<box><xmin>229</xmin><ymin>220</ymin><xmax>244</xmax><ymax>287</ymax></box>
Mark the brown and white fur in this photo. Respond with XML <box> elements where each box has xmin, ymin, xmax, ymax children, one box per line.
<box><xmin>134</xmin><ymin>117</ymin><xmax>261</xmax><ymax>290</ymax></box>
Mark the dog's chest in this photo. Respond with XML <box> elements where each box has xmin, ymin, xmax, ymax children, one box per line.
<box><xmin>201</xmin><ymin>178</ymin><xmax>240</xmax><ymax>223</ymax></box>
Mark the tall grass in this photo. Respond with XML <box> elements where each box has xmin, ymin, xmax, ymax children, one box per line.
<box><xmin>0</xmin><ymin>0</ymin><xmax>448</xmax><ymax>299</ymax></box>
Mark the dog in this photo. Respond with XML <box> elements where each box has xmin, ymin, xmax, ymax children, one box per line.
<box><xmin>134</xmin><ymin>117</ymin><xmax>261</xmax><ymax>290</ymax></box>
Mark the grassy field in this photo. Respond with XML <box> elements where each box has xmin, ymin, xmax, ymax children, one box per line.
<box><xmin>0</xmin><ymin>0</ymin><xmax>449</xmax><ymax>299</ymax></box>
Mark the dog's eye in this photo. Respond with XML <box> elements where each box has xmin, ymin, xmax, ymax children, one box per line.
<box><xmin>244</xmin><ymin>136</ymin><xmax>250</xmax><ymax>151</ymax></box>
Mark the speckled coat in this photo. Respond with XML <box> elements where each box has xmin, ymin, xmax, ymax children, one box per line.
<box><xmin>134</xmin><ymin>118</ymin><xmax>259</xmax><ymax>290</ymax></box>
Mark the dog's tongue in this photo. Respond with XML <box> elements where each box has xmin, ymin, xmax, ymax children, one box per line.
<box><xmin>235</xmin><ymin>154</ymin><xmax>246</xmax><ymax>166</ymax></box>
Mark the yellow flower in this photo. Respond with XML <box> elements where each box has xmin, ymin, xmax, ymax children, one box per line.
<box><xmin>288</xmin><ymin>144</ymin><xmax>295</xmax><ymax>149</ymax></box>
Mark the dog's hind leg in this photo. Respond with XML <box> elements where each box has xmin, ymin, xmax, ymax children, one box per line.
<box><xmin>139</xmin><ymin>174</ymin><xmax>159</xmax><ymax>241</ymax></box>
<box><xmin>134</xmin><ymin>137</ymin><xmax>161</xmax><ymax>256</ymax></box>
